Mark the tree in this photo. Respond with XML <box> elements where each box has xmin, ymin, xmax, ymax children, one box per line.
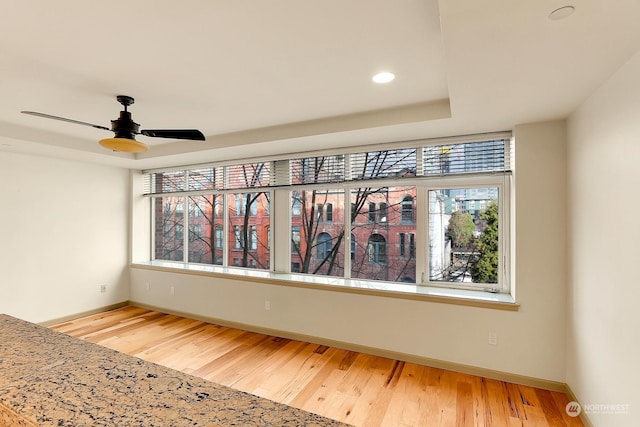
<box><xmin>471</xmin><ymin>201</ymin><xmax>499</xmax><ymax>283</ymax></box>
<box><xmin>447</xmin><ymin>211</ymin><xmax>475</xmax><ymax>248</ymax></box>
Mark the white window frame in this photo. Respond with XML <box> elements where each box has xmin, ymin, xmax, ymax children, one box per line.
<box><xmin>144</xmin><ymin>133</ymin><xmax>513</xmax><ymax>297</ymax></box>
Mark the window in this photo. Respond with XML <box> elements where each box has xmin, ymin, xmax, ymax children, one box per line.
<box><xmin>155</xmin><ymin>196</ymin><xmax>184</xmax><ymax>262</ymax></box>
<box><xmin>186</xmin><ymin>195</ymin><xmax>223</xmax><ymax>265</ymax></box>
<box><xmin>378</xmin><ymin>203</ymin><xmax>387</xmax><ymax>223</ymax></box>
<box><xmin>367</xmin><ymin>234</ymin><xmax>386</xmax><ymax>264</ymax></box>
<box><xmin>315</xmin><ymin>202</ymin><xmax>333</xmax><ymax>223</ymax></box>
<box><xmin>250</xmin><ymin>194</ymin><xmax>258</xmax><ymax>216</ymax></box>
<box><xmin>350</xmin><ymin>185</ymin><xmax>416</xmax><ymax>282</ymax></box>
<box><xmin>292</xmin><ymin>192</ymin><xmax>301</xmax><ymax>216</ymax></box>
<box><xmin>368</xmin><ymin>203</ymin><xmax>376</xmax><ymax>222</ymax></box>
<box><xmin>290</xmin><ymin>188</ymin><xmax>345</xmax><ymax>278</ymax></box>
<box><xmin>233</xmin><ymin>226</ymin><xmax>242</xmax><ymax>249</ymax></box>
<box><xmin>250</xmin><ymin>226</ymin><xmax>257</xmax><ymax>251</ymax></box>
<box><xmin>429</xmin><ymin>187</ymin><xmax>500</xmax><ymax>286</ymax></box>
<box><xmin>401</xmin><ymin>196</ymin><xmax>414</xmax><ymax>223</ymax></box>
<box><xmin>145</xmin><ymin>134</ymin><xmax>512</xmax><ymax>294</ymax></box>
<box><xmin>189</xmin><ymin>224</ymin><xmax>202</xmax><ymax>241</ymax></box>
<box><xmin>317</xmin><ymin>232</ymin><xmax>332</xmax><ymax>260</ymax></box>
<box><xmin>234</xmin><ymin>194</ymin><xmax>243</xmax><ymax>216</ymax></box>
<box><xmin>228</xmin><ymin>191</ymin><xmax>270</xmax><ymax>269</ymax></box>
<box><xmin>291</xmin><ymin>226</ymin><xmax>300</xmax><ymax>254</ymax></box>
<box><xmin>409</xmin><ymin>233</ymin><xmax>415</xmax><ymax>258</ymax></box>
<box><xmin>215</xmin><ymin>226</ymin><xmax>223</xmax><ymax>249</ymax></box>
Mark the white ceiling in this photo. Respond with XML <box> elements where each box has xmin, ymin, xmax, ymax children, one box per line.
<box><xmin>1</xmin><ymin>0</ymin><xmax>639</xmax><ymax>170</ymax></box>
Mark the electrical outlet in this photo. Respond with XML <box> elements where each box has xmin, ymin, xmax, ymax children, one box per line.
<box><xmin>264</xmin><ymin>300</ymin><xmax>271</xmax><ymax>311</ymax></box>
<box><xmin>488</xmin><ymin>332</ymin><xmax>498</xmax><ymax>346</ymax></box>
<box><xmin>145</xmin><ymin>282</ymin><xmax>150</xmax><ymax>291</ymax></box>
<box><xmin>99</xmin><ymin>284</ymin><xmax>107</xmax><ymax>293</ymax></box>
<box><xmin>170</xmin><ymin>286</ymin><xmax>175</xmax><ymax>295</ymax></box>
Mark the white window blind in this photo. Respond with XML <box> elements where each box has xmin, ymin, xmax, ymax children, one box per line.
<box><xmin>143</xmin><ymin>135</ymin><xmax>512</xmax><ymax>195</ymax></box>
<box><xmin>224</xmin><ymin>162</ymin><xmax>272</xmax><ymax>190</ymax></box>
<box><xmin>350</xmin><ymin>148</ymin><xmax>417</xmax><ymax>181</ymax></box>
<box><xmin>290</xmin><ymin>154</ymin><xmax>345</xmax><ymax>185</ymax></box>
<box><xmin>423</xmin><ymin>139</ymin><xmax>511</xmax><ymax>176</ymax></box>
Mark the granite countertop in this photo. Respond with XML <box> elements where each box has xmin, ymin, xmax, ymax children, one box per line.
<box><xmin>0</xmin><ymin>314</ymin><xmax>350</xmax><ymax>427</ymax></box>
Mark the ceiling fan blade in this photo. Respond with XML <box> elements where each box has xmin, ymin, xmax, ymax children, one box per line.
<box><xmin>21</xmin><ymin>111</ymin><xmax>110</xmax><ymax>131</ymax></box>
<box><xmin>140</xmin><ymin>129</ymin><xmax>205</xmax><ymax>141</ymax></box>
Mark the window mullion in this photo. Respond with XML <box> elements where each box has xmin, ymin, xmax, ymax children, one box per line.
<box><xmin>183</xmin><ymin>195</ymin><xmax>189</xmax><ymax>264</ymax></box>
<box><xmin>344</xmin><ymin>188</ymin><xmax>351</xmax><ymax>279</ymax></box>
<box><xmin>416</xmin><ymin>186</ymin><xmax>428</xmax><ymax>284</ymax></box>
<box><xmin>222</xmin><ymin>194</ymin><xmax>229</xmax><ymax>267</ymax></box>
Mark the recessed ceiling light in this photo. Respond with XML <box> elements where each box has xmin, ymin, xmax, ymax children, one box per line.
<box><xmin>372</xmin><ymin>72</ymin><xmax>395</xmax><ymax>84</ymax></box>
<box><xmin>549</xmin><ymin>5</ymin><xmax>575</xmax><ymax>21</ymax></box>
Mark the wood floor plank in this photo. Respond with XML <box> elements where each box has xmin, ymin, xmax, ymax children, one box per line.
<box><xmin>50</xmin><ymin>307</ymin><xmax>584</xmax><ymax>427</ymax></box>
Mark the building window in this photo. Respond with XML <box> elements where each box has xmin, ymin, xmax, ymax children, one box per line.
<box><xmin>189</xmin><ymin>224</ymin><xmax>202</xmax><ymax>241</ymax></box>
<box><xmin>215</xmin><ymin>226</ymin><xmax>223</xmax><ymax>248</ymax></box>
<box><xmin>368</xmin><ymin>202</ymin><xmax>376</xmax><ymax>222</ymax></box>
<box><xmin>250</xmin><ymin>193</ymin><xmax>258</xmax><ymax>216</ymax></box>
<box><xmin>367</xmin><ymin>234</ymin><xmax>386</xmax><ymax>264</ymax></box>
<box><xmin>250</xmin><ymin>226</ymin><xmax>258</xmax><ymax>251</ymax></box>
<box><xmin>399</xmin><ymin>233</ymin><xmax>406</xmax><ymax>257</ymax></box>
<box><xmin>291</xmin><ymin>226</ymin><xmax>300</xmax><ymax>254</ymax></box>
<box><xmin>292</xmin><ymin>192</ymin><xmax>301</xmax><ymax>216</ymax></box>
<box><xmin>401</xmin><ymin>196</ymin><xmax>414</xmax><ymax>223</ymax></box>
<box><xmin>317</xmin><ymin>232</ymin><xmax>332</xmax><ymax>260</ymax></box>
<box><xmin>378</xmin><ymin>203</ymin><xmax>387</xmax><ymax>223</ymax></box>
<box><xmin>233</xmin><ymin>225</ymin><xmax>242</xmax><ymax>249</ymax></box>
<box><xmin>325</xmin><ymin>203</ymin><xmax>333</xmax><ymax>222</ymax></box>
<box><xmin>234</xmin><ymin>194</ymin><xmax>243</xmax><ymax>216</ymax></box>
<box><xmin>409</xmin><ymin>233</ymin><xmax>415</xmax><ymax>258</ymax></box>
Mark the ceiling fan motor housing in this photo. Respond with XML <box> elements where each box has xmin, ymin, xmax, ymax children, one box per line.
<box><xmin>112</xmin><ymin>110</ymin><xmax>140</xmax><ymax>140</ymax></box>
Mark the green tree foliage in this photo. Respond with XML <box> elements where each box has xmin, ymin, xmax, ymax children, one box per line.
<box><xmin>447</xmin><ymin>211</ymin><xmax>475</xmax><ymax>248</ymax></box>
<box><xmin>471</xmin><ymin>202</ymin><xmax>499</xmax><ymax>283</ymax></box>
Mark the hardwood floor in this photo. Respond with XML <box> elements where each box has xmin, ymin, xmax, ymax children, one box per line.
<box><xmin>50</xmin><ymin>306</ymin><xmax>583</xmax><ymax>427</ymax></box>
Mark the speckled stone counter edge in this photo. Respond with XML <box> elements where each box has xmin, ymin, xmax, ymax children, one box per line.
<box><xmin>0</xmin><ymin>314</ymin><xmax>352</xmax><ymax>427</ymax></box>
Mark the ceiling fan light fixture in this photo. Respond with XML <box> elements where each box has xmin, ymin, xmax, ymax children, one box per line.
<box><xmin>99</xmin><ymin>137</ymin><xmax>149</xmax><ymax>153</ymax></box>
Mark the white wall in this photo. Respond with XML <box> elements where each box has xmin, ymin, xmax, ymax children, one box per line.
<box><xmin>130</xmin><ymin>121</ymin><xmax>569</xmax><ymax>382</ymax></box>
<box><xmin>0</xmin><ymin>151</ymin><xmax>130</xmax><ymax>323</ymax></box>
<box><xmin>566</xmin><ymin>51</ymin><xmax>640</xmax><ymax>426</ymax></box>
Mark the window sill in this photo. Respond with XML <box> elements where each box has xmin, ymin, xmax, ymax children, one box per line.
<box><xmin>131</xmin><ymin>261</ymin><xmax>519</xmax><ymax>311</ymax></box>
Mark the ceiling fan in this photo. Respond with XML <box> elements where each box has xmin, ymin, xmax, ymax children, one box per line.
<box><xmin>21</xmin><ymin>95</ymin><xmax>205</xmax><ymax>153</ymax></box>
